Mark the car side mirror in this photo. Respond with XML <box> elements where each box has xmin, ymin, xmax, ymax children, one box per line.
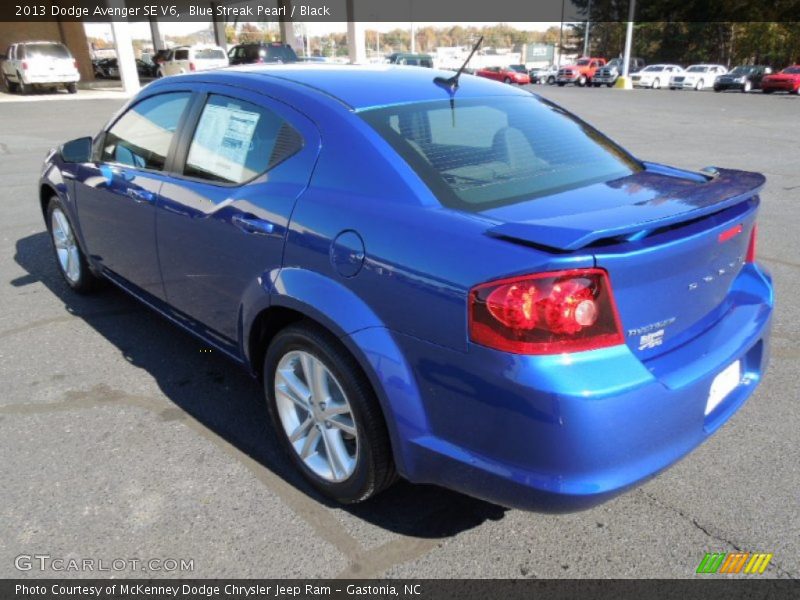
<box><xmin>60</xmin><ymin>136</ymin><xmax>93</xmax><ymax>163</ymax></box>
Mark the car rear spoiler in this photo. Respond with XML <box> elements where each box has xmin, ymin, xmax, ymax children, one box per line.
<box><xmin>485</xmin><ymin>166</ymin><xmax>765</xmax><ymax>252</ymax></box>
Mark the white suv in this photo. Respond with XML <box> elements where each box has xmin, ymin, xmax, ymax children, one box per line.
<box><xmin>158</xmin><ymin>46</ymin><xmax>228</xmax><ymax>77</ymax></box>
<box><xmin>2</xmin><ymin>41</ymin><xmax>80</xmax><ymax>94</ymax></box>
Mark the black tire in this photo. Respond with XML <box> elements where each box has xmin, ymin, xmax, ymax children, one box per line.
<box><xmin>743</xmin><ymin>80</ymin><xmax>752</xmax><ymax>93</ymax></box>
<box><xmin>606</xmin><ymin>83</ymin><xmax>614</xmax><ymax>88</ymax></box>
<box><xmin>3</xmin><ymin>73</ymin><xmax>17</xmax><ymax>93</ymax></box>
<box><xmin>557</xmin><ymin>82</ymin><xmax>565</xmax><ymax>87</ymax></box>
<box><xmin>16</xmin><ymin>73</ymin><xmax>28</xmax><ymax>95</ymax></box>
<box><xmin>593</xmin><ymin>82</ymin><xmax>601</xmax><ymax>87</ymax></box>
<box><xmin>66</xmin><ymin>82</ymin><xmax>77</xmax><ymax>94</ymax></box>
<box><xmin>264</xmin><ymin>321</ymin><xmax>396</xmax><ymax>504</ymax></box>
<box><xmin>577</xmin><ymin>75</ymin><xmax>587</xmax><ymax>87</ymax></box>
<box><xmin>547</xmin><ymin>75</ymin><xmax>555</xmax><ymax>85</ymax></box>
<box><xmin>46</xmin><ymin>197</ymin><xmax>103</xmax><ymax>294</ymax></box>
<box><xmin>714</xmin><ymin>86</ymin><xmax>722</xmax><ymax>92</ymax></box>
<box><xmin>762</xmin><ymin>88</ymin><xmax>774</xmax><ymax>94</ymax></box>
<box><xmin>652</xmin><ymin>78</ymin><xmax>661</xmax><ymax>89</ymax></box>
<box><xmin>503</xmin><ymin>77</ymin><xmax>511</xmax><ymax>84</ymax></box>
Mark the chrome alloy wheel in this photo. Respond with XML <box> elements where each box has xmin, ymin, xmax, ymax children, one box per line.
<box><xmin>51</xmin><ymin>208</ymin><xmax>81</xmax><ymax>284</ymax></box>
<box><xmin>274</xmin><ymin>350</ymin><xmax>358</xmax><ymax>482</ymax></box>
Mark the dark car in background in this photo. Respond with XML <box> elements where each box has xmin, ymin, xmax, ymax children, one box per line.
<box><xmin>384</xmin><ymin>52</ymin><xmax>434</xmax><ymax>67</ymax></box>
<box><xmin>93</xmin><ymin>57</ymin><xmax>158</xmax><ymax>80</ymax></box>
<box><xmin>714</xmin><ymin>65</ymin><xmax>772</xmax><ymax>92</ymax></box>
<box><xmin>228</xmin><ymin>42</ymin><xmax>298</xmax><ymax>65</ymax></box>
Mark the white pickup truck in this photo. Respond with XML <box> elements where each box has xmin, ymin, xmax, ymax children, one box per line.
<box><xmin>2</xmin><ymin>41</ymin><xmax>80</xmax><ymax>94</ymax></box>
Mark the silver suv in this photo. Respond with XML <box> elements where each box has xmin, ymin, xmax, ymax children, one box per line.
<box><xmin>592</xmin><ymin>57</ymin><xmax>645</xmax><ymax>87</ymax></box>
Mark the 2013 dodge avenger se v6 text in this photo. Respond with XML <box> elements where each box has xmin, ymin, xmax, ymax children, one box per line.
<box><xmin>39</xmin><ymin>64</ymin><xmax>773</xmax><ymax>511</ymax></box>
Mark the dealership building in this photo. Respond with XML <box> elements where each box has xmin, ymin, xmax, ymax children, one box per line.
<box><xmin>0</xmin><ymin>0</ymin><xmax>368</xmax><ymax>93</ymax></box>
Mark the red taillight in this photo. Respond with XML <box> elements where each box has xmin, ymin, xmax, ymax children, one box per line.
<box><xmin>746</xmin><ymin>223</ymin><xmax>757</xmax><ymax>263</ymax></box>
<box><xmin>189</xmin><ymin>62</ymin><xmax>196</xmax><ymax>71</ymax></box>
<box><xmin>469</xmin><ymin>269</ymin><xmax>624</xmax><ymax>355</ymax></box>
<box><xmin>21</xmin><ymin>61</ymin><xmax>28</xmax><ymax>70</ymax></box>
<box><xmin>718</xmin><ymin>223</ymin><xmax>743</xmax><ymax>243</ymax></box>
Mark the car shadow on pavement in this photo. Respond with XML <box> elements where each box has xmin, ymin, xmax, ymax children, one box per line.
<box><xmin>12</xmin><ymin>231</ymin><xmax>508</xmax><ymax>538</ymax></box>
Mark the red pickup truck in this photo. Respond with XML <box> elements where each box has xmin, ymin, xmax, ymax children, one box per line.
<box><xmin>556</xmin><ymin>57</ymin><xmax>607</xmax><ymax>87</ymax></box>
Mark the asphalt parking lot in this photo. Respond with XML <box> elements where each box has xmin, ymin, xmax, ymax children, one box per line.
<box><xmin>0</xmin><ymin>84</ymin><xmax>798</xmax><ymax>579</ymax></box>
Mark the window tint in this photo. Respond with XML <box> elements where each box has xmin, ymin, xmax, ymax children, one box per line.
<box><xmin>196</xmin><ymin>48</ymin><xmax>225</xmax><ymax>60</ymax></box>
<box><xmin>102</xmin><ymin>92</ymin><xmax>190</xmax><ymax>170</ymax></box>
<box><xmin>175</xmin><ymin>49</ymin><xmax>189</xmax><ymax>60</ymax></box>
<box><xmin>25</xmin><ymin>43</ymin><xmax>71</xmax><ymax>59</ymax></box>
<box><xmin>185</xmin><ymin>94</ymin><xmax>303</xmax><ymax>184</ymax></box>
<box><xmin>360</xmin><ymin>96</ymin><xmax>640</xmax><ymax>211</ymax></box>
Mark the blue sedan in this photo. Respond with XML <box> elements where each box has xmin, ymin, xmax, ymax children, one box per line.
<box><xmin>39</xmin><ymin>65</ymin><xmax>773</xmax><ymax>510</ymax></box>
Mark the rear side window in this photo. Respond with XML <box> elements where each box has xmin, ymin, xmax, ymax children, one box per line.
<box><xmin>25</xmin><ymin>43</ymin><xmax>71</xmax><ymax>59</ymax></box>
<box><xmin>184</xmin><ymin>94</ymin><xmax>303</xmax><ymax>184</ymax></box>
<box><xmin>196</xmin><ymin>48</ymin><xmax>225</xmax><ymax>60</ymax></box>
<box><xmin>264</xmin><ymin>45</ymin><xmax>298</xmax><ymax>62</ymax></box>
<box><xmin>175</xmin><ymin>49</ymin><xmax>189</xmax><ymax>61</ymax></box>
<box><xmin>360</xmin><ymin>96</ymin><xmax>640</xmax><ymax>211</ymax></box>
<box><xmin>102</xmin><ymin>92</ymin><xmax>190</xmax><ymax>170</ymax></box>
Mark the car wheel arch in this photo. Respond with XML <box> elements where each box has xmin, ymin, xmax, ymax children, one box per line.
<box><xmin>242</xmin><ymin>268</ymin><xmax>429</xmax><ymax>479</ymax></box>
<box><xmin>245</xmin><ymin>297</ymin><xmax>425</xmax><ymax>479</ymax></box>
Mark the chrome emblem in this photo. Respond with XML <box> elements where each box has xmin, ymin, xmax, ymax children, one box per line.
<box><xmin>688</xmin><ymin>256</ymin><xmax>743</xmax><ymax>291</ymax></box>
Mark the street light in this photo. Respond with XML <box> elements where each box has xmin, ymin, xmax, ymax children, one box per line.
<box><xmin>616</xmin><ymin>0</ymin><xmax>636</xmax><ymax>89</ymax></box>
<box><xmin>583</xmin><ymin>0</ymin><xmax>593</xmax><ymax>56</ymax></box>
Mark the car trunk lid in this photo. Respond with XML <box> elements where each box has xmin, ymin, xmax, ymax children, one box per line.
<box><xmin>481</xmin><ymin>164</ymin><xmax>764</xmax><ymax>358</ymax></box>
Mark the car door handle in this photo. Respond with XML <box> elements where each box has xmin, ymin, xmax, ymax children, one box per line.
<box><xmin>232</xmin><ymin>214</ymin><xmax>275</xmax><ymax>235</ymax></box>
<box><xmin>127</xmin><ymin>188</ymin><xmax>155</xmax><ymax>203</ymax></box>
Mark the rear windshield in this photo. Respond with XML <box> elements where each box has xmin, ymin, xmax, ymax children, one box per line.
<box><xmin>195</xmin><ymin>48</ymin><xmax>226</xmax><ymax>60</ymax></box>
<box><xmin>248</xmin><ymin>45</ymin><xmax>298</xmax><ymax>62</ymax></box>
<box><xmin>783</xmin><ymin>66</ymin><xmax>800</xmax><ymax>74</ymax></box>
<box><xmin>360</xmin><ymin>96</ymin><xmax>640</xmax><ymax>211</ymax></box>
<box><xmin>25</xmin><ymin>43</ymin><xmax>71</xmax><ymax>59</ymax></box>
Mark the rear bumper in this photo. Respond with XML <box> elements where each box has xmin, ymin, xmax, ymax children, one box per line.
<box><xmin>24</xmin><ymin>73</ymin><xmax>79</xmax><ymax>85</ymax></box>
<box><xmin>382</xmin><ymin>263</ymin><xmax>773</xmax><ymax>511</ymax></box>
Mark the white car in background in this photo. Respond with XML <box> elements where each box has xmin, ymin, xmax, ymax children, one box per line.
<box><xmin>158</xmin><ymin>45</ymin><xmax>228</xmax><ymax>77</ymax></box>
<box><xmin>631</xmin><ymin>64</ymin><xmax>683</xmax><ymax>89</ymax></box>
<box><xmin>1</xmin><ymin>41</ymin><xmax>80</xmax><ymax>94</ymax></box>
<box><xmin>669</xmin><ymin>64</ymin><xmax>728</xmax><ymax>90</ymax></box>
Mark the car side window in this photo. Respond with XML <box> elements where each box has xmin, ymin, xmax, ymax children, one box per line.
<box><xmin>175</xmin><ymin>49</ymin><xmax>189</xmax><ymax>61</ymax></box>
<box><xmin>184</xmin><ymin>94</ymin><xmax>303</xmax><ymax>185</ymax></box>
<box><xmin>101</xmin><ymin>92</ymin><xmax>191</xmax><ymax>171</ymax></box>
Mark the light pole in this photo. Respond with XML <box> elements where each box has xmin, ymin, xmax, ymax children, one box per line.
<box><xmin>616</xmin><ymin>0</ymin><xmax>636</xmax><ymax>89</ymax></box>
<box><xmin>582</xmin><ymin>0</ymin><xmax>592</xmax><ymax>57</ymax></box>
<box><xmin>558</xmin><ymin>0</ymin><xmax>565</xmax><ymax>66</ymax></box>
